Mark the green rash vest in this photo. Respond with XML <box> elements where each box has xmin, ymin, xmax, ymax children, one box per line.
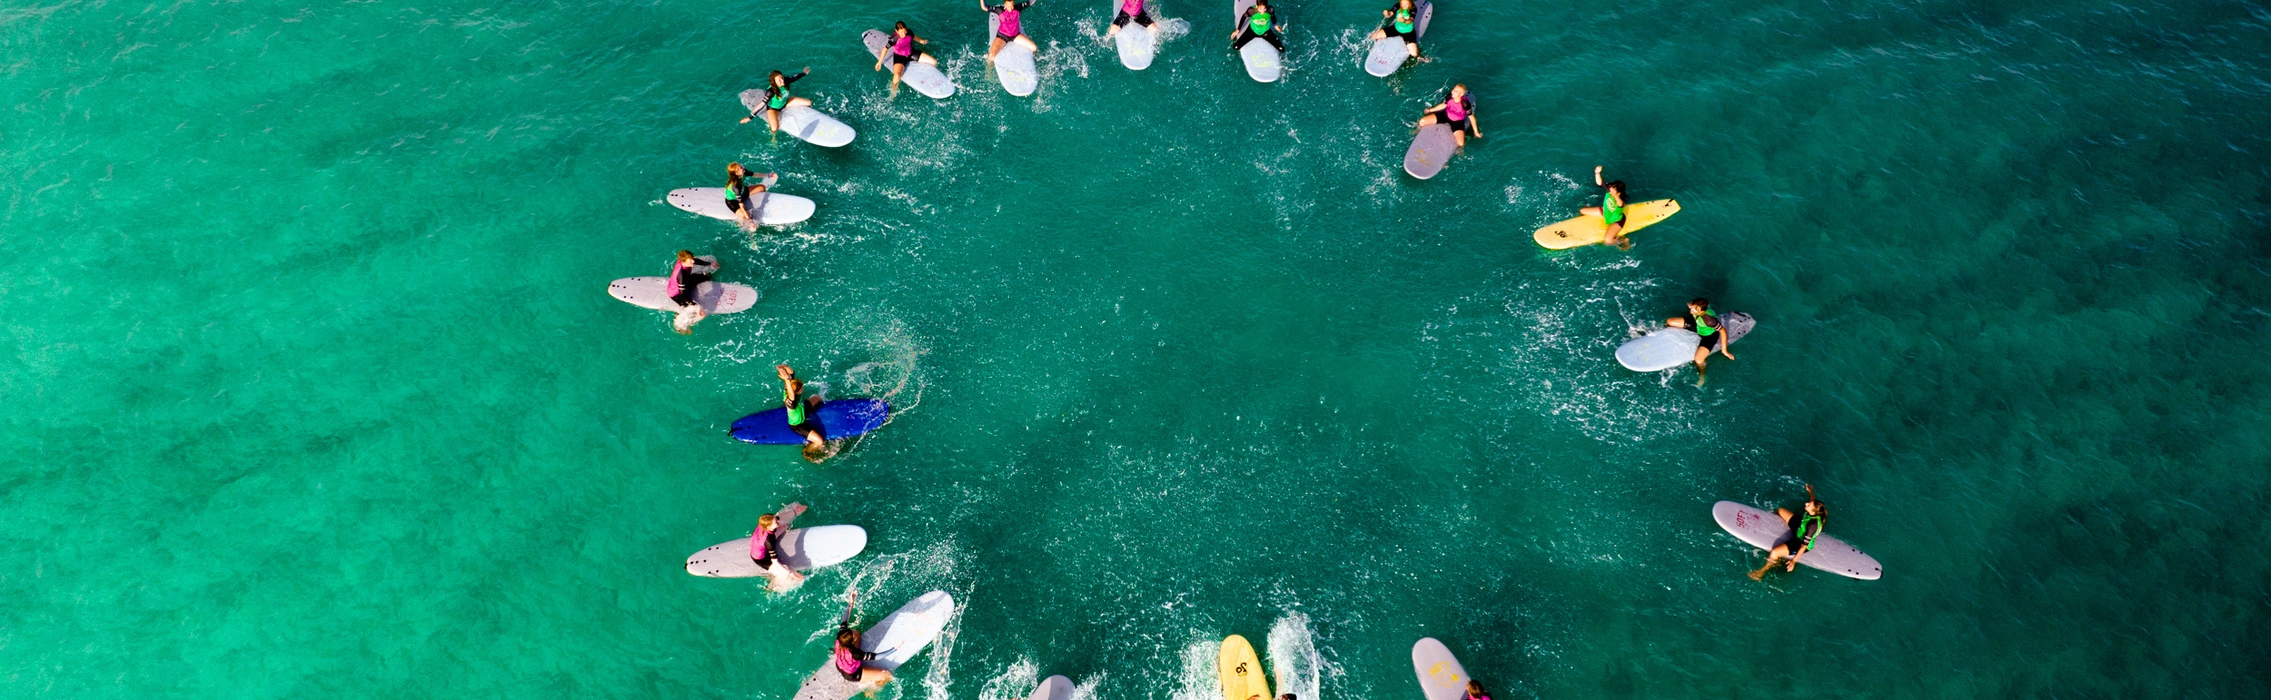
<box><xmin>1602</xmin><ymin>189</ymin><xmax>1626</xmax><ymax>225</ymax></box>
<box><xmin>1693</xmin><ymin>307</ymin><xmax>1719</xmax><ymax>336</ymax></box>
<box><xmin>1249</xmin><ymin>10</ymin><xmax>1273</xmax><ymax>34</ymax></box>
<box><xmin>1393</xmin><ymin>8</ymin><xmax>1414</xmax><ymax>33</ymax></box>
<box><xmin>1790</xmin><ymin>512</ymin><xmax>1824</xmax><ymax>551</ymax></box>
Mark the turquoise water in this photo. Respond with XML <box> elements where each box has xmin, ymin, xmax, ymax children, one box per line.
<box><xmin>6</xmin><ymin>0</ymin><xmax>2268</xmax><ymax>696</ymax></box>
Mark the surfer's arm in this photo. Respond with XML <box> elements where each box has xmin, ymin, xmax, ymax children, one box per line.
<box><xmin>1593</xmin><ymin>165</ymin><xmax>1606</xmax><ymax>187</ymax></box>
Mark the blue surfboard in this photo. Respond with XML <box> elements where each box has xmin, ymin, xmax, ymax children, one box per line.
<box><xmin>730</xmin><ymin>399</ymin><xmax>891</xmax><ymax>444</ymax></box>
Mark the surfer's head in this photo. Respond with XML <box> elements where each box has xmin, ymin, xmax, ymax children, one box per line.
<box><xmin>677</xmin><ymin>250</ymin><xmax>695</xmax><ymax>264</ymax></box>
<box><xmin>1450</xmin><ymin>83</ymin><xmax>1468</xmax><ymax>98</ymax></box>
<box><xmin>1605</xmin><ymin>180</ymin><xmax>1627</xmax><ymax>198</ymax></box>
<box><xmin>728</xmin><ymin>162</ymin><xmax>746</xmax><ymax>176</ymax></box>
<box><xmin>1465</xmin><ymin>681</ymin><xmax>1488</xmax><ymax>699</ymax></box>
<box><xmin>770</xmin><ymin>70</ymin><xmax>786</xmax><ymax>86</ymax></box>
<box><xmin>894</xmin><ymin>21</ymin><xmax>910</xmax><ymax>35</ymax></box>
<box><xmin>757</xmin><ymin>513</ymin><xmax>778</xmax><ymax>531</ymax></box>
<box><xmin>1804</xmin><ymin>498</ymin><xmax>1825</xmax><ymax>515</ymax></box>
<box><xmin>835</xmin><ymin>628</ymin><xmax>860</xmax><ymax>648</ymax></box>
<box><xmin>1688</xmin><ymin>298</ymin><xmax>1710</xmax><ymax>312</ymax></box>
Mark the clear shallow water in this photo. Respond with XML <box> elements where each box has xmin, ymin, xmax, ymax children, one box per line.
<box><xmin>4</xmin><ymin>0</ymin><xmax>2268</xmax><ymax>697</ymax></box>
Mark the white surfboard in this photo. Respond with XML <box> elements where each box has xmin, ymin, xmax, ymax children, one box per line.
<box><xmin>989</xmin><ymin>15</ymin><xmax>1041</xmax><ymax>96</ymax></box>
<box><xmin>608</xmin><ymin>277</ymin><xmax>759</xmax><ymax>314</ymax></box>
<box><xmin>1027</xmin><ymin>675</ymin><xmax>1075</xmax><ymax>700</ymax></box>
<box><xmin>864</xmin><ymin>30</ymin><xmax>958</xmax><ymax>99</ymax></box>
<box><xmin>1111</xmin><ymin>0</ymin><xmax>1156</xmax><ymax>70</ymax></box>
<box><xmin>1363</xmin><ymin>1</ymin><xmax>1430</xmax><ymax>77</ymax></box>
<box><xmin>1410</xmin><ymin>638</ymin><xmax>1470</xmax><ymax>700</ymax></box>
<box><xmin>1233</xmin><ymin>0</ymin><xmax>1281</xmax><ymax>82</ymax></box>
<box><xmin>790</xmin><ymin>591</ymin><xmax>958</xmax><ymax>700</ymax></box>
<box><xmin>1403</xmin><ymin>123</ymin><xmax>1457</xmax><ymax>179</ymax></box>
<box><xmin>739</xmin><ymin>91</ymin><xmax>857</xmax><ymax>147</ymax></box>
<box><xmin>666</xmin><ymin>187</ymin><xmax>816</xmax><ymax>226</ymax></box>
<box><xmin>1616</xmin><ymin>327</ymin><xmax>1700</xmax><ymax>371</ymax></box>
<box><xmin>684</xmin><ymin>525</ymin><xmax>870</xmax><ymax>577</ymax></box>
<box><xmin>1712</xmin><ymin>501</ymin><xmax>1883</xmax><ymax>580</ymax></box>
<box><xmin>1616</xmin><ymin>313</ymin><xmax>1755</xmax><ymax>371</ymax></box>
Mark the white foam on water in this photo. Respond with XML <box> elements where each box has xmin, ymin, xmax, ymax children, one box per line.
<box><xmin>1169</xmin><ymin>636</ymin><xmax>1223</xmax><ymax>700</ymax></box>
<box><xmin>977</xmin><ymin>657</ymin><xmax>1041</xmax><ymax>700</ymax></box>
<box><xmin>1266</xmin><ymin>611</ymin><xmax>1327</xmax><ymax>700</ymax></box>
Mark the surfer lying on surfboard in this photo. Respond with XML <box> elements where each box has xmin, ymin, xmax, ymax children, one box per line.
<box><xmin>874</xmin><ymin>22</ymin><xmax>938</xmax><ymax>95</ymax></box>
<box><xmin>832</xmin><ymin>592</ymin><xmax>895</xmax><ymax>689</ymax></box>
<box><xmin>1664</xmin><ymin>298</ymin><xmax>1735</xmax><ymax>385</ymax></box>
<box><xmin>1750</xmin><ymin>486</ymin><xmax>1827</xmax><ymax>579</ymax></box>
<box><xmin>666</xmin><ymin>251</ymin><xmax>718</xmax><ymax>334</ymax></box>
<box><xmin>740</xmin><ymin>68</ymin><xmax>812</xmax><ymax>136</ymax></box>
<box><xmin>1418</xmin><ymin>84</ymin><xmax>1480</xmax><ymax>149</ymax></box>
<box><xmin>1580</xmin><ymin>166</ymin><xmax>1636</xmax><ymax>249</ymax></box>
<box><xmin>749</xmin><ymin>504</ymin><xmax>810</xmax><ymax>591</ymax></box>
<box><xmin>1368</xmin><ymin>0</ymin><xmax>1425</xmax><ymax>61</ymax></box>
<box><xmin>1106</xmin><ymin>0</ymin><xmax>1155</xmax><ymax>38</ymax></box>
<box><xmin>776</xmin><ymin>364</ymin><xmax>834</xmax><ymax>461</ymax></box>
<box><xmin>985</xmin><ymin>0</ymin><xmax>1043</xmax><ymax>60</ymax></box>
<box><xmin>1231</xmin><ymin>0</ymin><xmax>1284</xmax><ymax>52</ymax></box>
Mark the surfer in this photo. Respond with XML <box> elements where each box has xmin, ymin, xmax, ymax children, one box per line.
<box><xmin>1580</xmin><ymin>165</ymin><xmax>1633</xmax><ymax>249</ymax></box>
<box><xmin>721</xmin><ymin>162</ymin><xmax>776</xmax><ymax>232</ymax></box>
<box><xmin>1464</xmin><ymin>681</ymin><xmax>1492</xmax><ymax>700</ymax></box>
<box><xmin>740</xmin><ymin>68</ymin><xmax>812</xmax><ymax>135</ymax></box>
<box><xmin>1750</xmin><ymin>486</ymin><xmax>1827</xmax><ymax>579</ymax></box>
<box><xmin>832</xmin><ymin>592</ymin><xmax>895</xmax><ymax>689</ymax></box>
<box><xmin>1105</xmin><ymin>0</ymin><xmax>1155</xmax><ymax>38</ymax></box>
<box><xmin>984</xmin><ymin>0</ymin><xmax>1042</xmax><ymax>60</ymax></box>
<box><xmin>776</xmin><ymin>364</ymin><xmax>830</xmax><ymax>461</ymax></box>
<box><xmin>1417</xmin><ymin>84</ymin><xmax>1480</xmax><ymax>149</ymax></box>
<box><xmin>666</xmin><ymin>251</ymin><xmax>717</xmax><ymax>334</ymax></box>
<box><xmin>749</xmin><ymin>506</ymin><xmax>810</xmax><ymax>592</ymax></box>
<box><xmin>1367</xmin><ymin>0</ymin><xmax>1424</xmax><ymax>60</ymax></box>
<box><xmin>1230</xmin><ymin>0</ymin><xmax>1284</xmax><ymax>52</ymax></box>
<box><xmin>1664</xmin><ymin>298</ymin><xmax>1735</xmax><ymax>385</ymax></box>
<box><xmin>873</xmin><ymin>21</ymin><xmax>938</xmax><ymax>94</ymax></box>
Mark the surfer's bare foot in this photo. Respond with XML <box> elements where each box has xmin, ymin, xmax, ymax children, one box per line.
<box><xmin>1748</xmin><ymin>569</ymin><xmax>1766</xmax><ymax>581</ymax></box>
<box><xmin>1613</xmin><ymin>238</ymin><xmax>1634</xmax><ymax>251</ymax></box>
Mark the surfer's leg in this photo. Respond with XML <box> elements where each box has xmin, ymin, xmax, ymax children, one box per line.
<box><xmin>1265</xmin><ymin>32</ymin><xmax>1284</xmax><ymax>51</ymax></box>
<box><xmin>988</xmin><ymin>36</ymin><xmax>1005</xmax><ymax>59</ymax></box>
<box><xmin>1016</xmin><ymin>35</ymin><xmax>1039</xmax><ymax>52</ymax></box>
<box><xmin>763</xmin><ymin>108</ymin><xmax>782</xmax><ymax>132</ymax></box>
<box><xmin>787</xmin><ymin>97</ymin><xmax>812</xmax><ymax>108</ymax></box>
<box><xmin>918</xmin><ymin>53</ymin><xmax>938</xmax><ymax>65</ymax></box>
<box><xmin>1580</xmin><ymin>206</ymin><xmax>1602</xmax><ymax>217</ymax></box>
<box><xmin>1418</xmin><ymin>113</ymin><xmax>1440</xmax><ymax>127</ymax></box>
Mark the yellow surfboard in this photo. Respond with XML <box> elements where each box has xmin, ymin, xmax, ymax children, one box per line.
<box><xmin>1532</xmin><ymin>199</ymin><xmax>1682</xmax><ymax>249</ymax></box>
<box><xmin>1218</xmin><ymin>635</ymin><xmax>1272</xmax><ymax>700</ymax></box>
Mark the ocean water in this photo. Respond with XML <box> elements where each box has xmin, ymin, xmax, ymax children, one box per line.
<box><xmin>5</xmin><ymin>0</ymin><xmax>2268</xmax><ymax>697</ymax></box>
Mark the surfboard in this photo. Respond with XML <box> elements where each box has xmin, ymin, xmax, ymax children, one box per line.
<box><xmin>730</xmin><ymin>399</ymin><xmax>892</xmax><ymax>444</ymax></box>
<box><xmin>1533</xmin><ymin>199</ymin><xmax>1681</xmax><ymax>249</ymax></box>
<box><xmin>1403</xmin><ymin>123</ymin><xmax>1457</xmax><ymax>179</ymax></box>
<box><xmin>1410</xmin><ymin>638</ymin><xmax>1470</xmax><ymax>700</ymax></box>
<box><xmin>1218</xmin><ymin>634</ymin><xmax>1271</xmax><ymax>700</ymax></box>
<box><xmin>864</xmin><ymin>30</ymin><xmax>958</xmax><ymax>99</ymax></box>
<box><xmin>1363</xmin><ymin>1</ymin><xmax>1430</xmax><ymax>77</ymax></box>
<box><xmin>608</xmin><ymin>278</ymin><xmax>759</xmax><ymax>314</ymax></box>
<box><xmin>790</xmin><ymin>591</ymin><xmax>958</xmax><ymax>700</ymax></box>
<box><xmin>1713</xmin><ymin>501</ymin><xmax>1883</xmax><ymax>580</ymax></box>
<box><xmin>667</xmin><ymin>186</ymin><xmax>817</xmax><ymax>226</ymax></box>
<box><xmin>1111</xmin><ymin>0</ymin><xmax>1156</xmax><ymax>70</ymax></box>
<box><xmin>1615</xmin><ymin>327</ymin><xmax>1699</xmax><ymax>372</ymax></box>
<box><xmin>739</xmin><ymin>91</ymin><xmax>858</xmax><ymax>147</ymax></box>
<box><xmin>989</xmin><ymin>15</ymin><xmax>1041</xmax><ymax>96</ymax></box>
<box><xmin>1232</xmin><ymin>0</ymin><xmax>1281</xmax><ymax>83</ymax></box>
<box><xmin>1028</xmin><ymin>675</ymin><xmax>1075</xmax><ymax>700</ymax></box>
<box><xmin>685</xmin><ymin>525</ymin><xmax>870</xmax><ymax>577</ymax></box>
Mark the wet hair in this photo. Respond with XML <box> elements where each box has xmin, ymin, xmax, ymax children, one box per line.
<box><xmin>1466</xmin><ymin>681</ymin><xmax>1487</xmax><ymax>696</ymax></box>
<box><xmin>835</xmin><ymin>628</ymin><xmax>859</xmax><ymax>647</ymax></box>
<box><xmin>1605</xmin><ymin>180</ymin><xmax>1627</xmax><ymax>196</ymax></box>
<box><xmin>894</xmin><ymin>21</ymin><xmax>909</xmax><ymax>33</ymax></box>
<box><xmin>677</xmin><ymin>250</ymin><xmax>695</xmax><ymax>263</ymax></box>
<box><xmin>758</xmin><ymin>513</ymin><xmax>778</xmax><ymax>529</ymax></box>
<box><xmin>770</xmin><ymin>70</ymin><xmax>785</xmax><ymax>83</ymax></box>
<box><xmin>1690</xmin><ymin>297</ymin><xmax>1711</xmax><ymax>309</ymax></box>
<box><xmin>1280</xmin><ymin>695</ymin><xmax>1297</xmax><ymax>700</ymax></box>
